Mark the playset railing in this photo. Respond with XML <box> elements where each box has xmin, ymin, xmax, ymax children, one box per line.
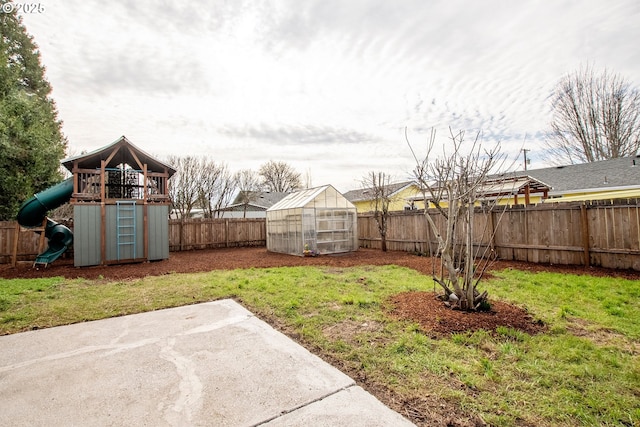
<box><xmin>72</xmin><ymin>168</ymin><xmax>170</xmax><ymax>203</ymax></box>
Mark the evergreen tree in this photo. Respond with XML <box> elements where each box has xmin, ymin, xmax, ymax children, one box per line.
<box><xmin>0</xmin><ymin>1</ymin><xmax>67</xmax><ymax>220</ymax></box>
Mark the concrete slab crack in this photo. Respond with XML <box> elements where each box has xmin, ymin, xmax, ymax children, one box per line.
<box><xmin>250</xmin><ymin>382</ymin><xmax>357</xmax><ymax>426</ymax></box>
<box><xmin>159</xmin><ymin>337</ymin><xmax>203</xmax><ymax>426</ymax></box>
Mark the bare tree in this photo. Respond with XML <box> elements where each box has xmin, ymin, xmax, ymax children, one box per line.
<box><xmin>235</xmin><ymin>169</ymin><xmax>263</xmax><ymax>218</ymax></box>
<box><xmin>259</xmin><ymin>160</ymin><xmax>302</xmax><ymax>192</ymax></box>
<box><xmin>547</xmin><ymin>65</ymin><xmax>640</xmax><ymax>164</ymax></box>
<box><xmin>212</xmin><ymin>168</ymin><xmax>237</xmax><ymax>218</ymax></box>
<box><xmin>407</xmin><ymin>128</ymin><xmax>506</xmax><ymax>311</ymax></box>
<box><xmin>361</xmin><ymin>171</ymin><xmax>397</xmax><ymax>252</ymax></box>
<box><xmin>167</xmin><ymin>155</ymin><xmax>202</xmax><ymax>219</ymax></box>
<box><xmin>197</xmin><ymin>159</ymin><xmax>236</xmax><ymax>218</ymax></box>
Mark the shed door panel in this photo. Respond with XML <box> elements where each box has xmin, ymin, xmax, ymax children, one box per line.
<box><xmin>73</xmin><ymin>205</ymin><xmax>101</xmax><ymax>267</ymax></box>
<box><xmin>148</xmin><ymin>205</ymin><xmax>169</xmax><ymax>260</ymax></box>
<box><xmin>105</xmin><ymin>204</ymin><xmax>144</xmax><ymax>261</ymax></box>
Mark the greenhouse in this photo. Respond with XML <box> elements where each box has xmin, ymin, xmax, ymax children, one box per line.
<box><xmin>266</xmin><ymin>185</ymin><xmax>358</xmax><ymax>256</ymax></box>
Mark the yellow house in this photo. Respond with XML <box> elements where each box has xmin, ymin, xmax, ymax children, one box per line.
<box><xmin>343</xmin><ymin>181</ymin><xmax>425</xmax><ymax>213</ymax></box>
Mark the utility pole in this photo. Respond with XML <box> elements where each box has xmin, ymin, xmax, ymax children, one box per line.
<box><xmin>522</xmin><ymin>149</ymin><xmax>530</xmax><ymax>171</ymax></box>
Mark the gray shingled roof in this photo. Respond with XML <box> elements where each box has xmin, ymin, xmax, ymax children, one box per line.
<box><xmin>343</xmin><ymin>181</ymin><xmax>415</xmax><ymax>202</ymax></box>
<box><xmin>228</xmin><ymin>191</ymin><xmax>290</xmax><ymax>210</ymax></box>
<box><xmin>252</xmin><ymin>191</ymin><xmax>291</xmax><ymax>208</ymax></box>
<box><xmin>509</xmin><ymin>155</ymin><xmax>640</xmax><ymax>194</ymax></box>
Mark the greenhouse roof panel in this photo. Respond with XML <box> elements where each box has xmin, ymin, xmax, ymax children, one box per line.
<box><xmin>268</xmin><ymin>185</ymin><xmax>337</xmax><ymax>210</ymax></box>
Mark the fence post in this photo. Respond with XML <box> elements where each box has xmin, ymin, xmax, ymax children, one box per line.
<box><xmin>11</xmin><ymin>222</ymin><xmax>20</xmax><ymax>267</ymax></box>
<box><xmin>488</xmin><ymin>209</ymin><xmax>496</xmax><ymax>255</ymax></box>
<box><xmin>179</xmin><ymin>219</ymin><xmax>184</xmax><ymax>252</ymax></box>
<box><xmin>423</xmin><ymin>212</ymin><xmax>430</xmax><ymax>255</ymax></box>
<box><xmin>225</xmin><ymin>219</ymin><xmax>229</xmax><ymax>248</ymax></box>
<box><xmin>37</xmin><ymin>217</ymin><xmax>47</xmax><ymax>255</ymax></box>
<box><xmin>523</xmin><ymin>206</ymin><xmax>529</xmax><ymax>262</ymax></box>
<box><xmin>580</xmin><ymin>203</ymin><xmax>590</xmax><ymax>267</ymax></box>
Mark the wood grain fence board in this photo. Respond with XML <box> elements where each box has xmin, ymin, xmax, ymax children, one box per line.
<box><xmin>635</xmin><ymin>207</ymin><xmax>640</xmax><ymax>255</ymax></box>
<box><xmin>619</xmin><ymin>207</ymin><xmax>631</xmax><ymax>250</ymax></box>
<box><xmin>593</xmin><ymin>206</ymin><xmax>613</xmax><ymax>269</ymax></box>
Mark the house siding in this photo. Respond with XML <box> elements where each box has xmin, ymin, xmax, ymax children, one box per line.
<box><xmin>352</xmin><ymin>185</ymin><xmax>425</xmax><ymax>213</ymax></box>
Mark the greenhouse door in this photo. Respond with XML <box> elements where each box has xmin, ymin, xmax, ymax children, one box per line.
<box><xmin>315</xmin><ymin>208</ymin><xmax>354</xmax><ymax>254</ymax></box>
<box><xmin>302</xmin><ymin>208</ymin><xmax>316</xmax><ymax>254</ymax></box>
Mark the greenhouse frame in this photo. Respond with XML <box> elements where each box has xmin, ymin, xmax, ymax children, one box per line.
<box><xmin>266</xmin><ymin>185</ymin><xmax>358</xmax><ymax>256</ymax></box>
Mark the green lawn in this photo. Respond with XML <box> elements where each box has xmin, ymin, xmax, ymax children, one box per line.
<box><xmin>1</xmin><ymin>265</ymin><xmax>638</xmax><ymax>426</ymax></box>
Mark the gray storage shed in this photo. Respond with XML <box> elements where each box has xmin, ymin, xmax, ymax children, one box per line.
<box><xmin>62</xmin><ymin>136</ymin><xmax>176</xmax><ymax>267</ymax></box>
<box><xmin>266</xmin><ymin>185</ymin><xmax>358</xmax><ymax>256</ymax></box>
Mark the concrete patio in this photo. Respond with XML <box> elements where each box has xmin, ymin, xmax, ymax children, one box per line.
<box><xmin>0</xmin><ymin>299</ymin><xmax>414</xmax><ymax>426</ymax></box>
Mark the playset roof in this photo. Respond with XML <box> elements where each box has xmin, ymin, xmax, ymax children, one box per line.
<box><xmin>61</xmin><ymin>136</ymin><xmax>176</xmax><ymax>176</ymax></box>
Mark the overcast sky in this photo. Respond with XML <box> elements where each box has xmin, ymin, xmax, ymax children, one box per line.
<box><xmin>18</xmin><ymin>0</ymin><xmax>640</xmax><ymax>192</ymax></box>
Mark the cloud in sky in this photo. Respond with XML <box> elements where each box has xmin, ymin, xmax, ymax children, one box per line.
<box><xmin>19</xmin><ymin>0</ymin><xmax>640</xmax><ymax>191</ymax></box>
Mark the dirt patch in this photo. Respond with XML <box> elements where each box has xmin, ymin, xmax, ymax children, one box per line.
<box><xmin>566</xmin><ymin>318</ymin><xmax>639</xmax><ymax>356</ymax></box>
<box><xmin>323</xmin><ymin>319</ymin><xmax>385</xmax><ymax>344</ymax></box>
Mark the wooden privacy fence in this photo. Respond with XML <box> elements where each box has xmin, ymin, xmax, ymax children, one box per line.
<box><xmin>0</xmin><ymin>218</ymin><xmax>266</xmax><ymax>264</ymax></box>
<box><xmin>0</xmin><ymin>221</ymin><xmax>46</xmax><ymax>264</ymax></box>
<box><xmin>358</xmin><ymin>199</ymin><xmax>640</xmax><ymax>271</ymax></box>
<box><xmin>168</xmin><ymin>218</ymin><xmax>265</xmax><ymax>251</ymax></box>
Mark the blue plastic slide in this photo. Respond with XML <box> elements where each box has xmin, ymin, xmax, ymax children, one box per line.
<box><xmin>16</xmin><ymin>178</ymin><xmax>74</xmax><ymax>267</ymax></box>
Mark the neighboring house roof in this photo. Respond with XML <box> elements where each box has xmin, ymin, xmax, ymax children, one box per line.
<box><xmin>222</xmin><ymin>191</ymin><xmax>290</xmax><ymax>211</ymax></box>
<box><xmin>343</xmin><ymin>181</ymin><xmax>416</xmax><ymax>203</ymax></box>
<box><xmin>507</xmin><ymin>155</ymin><xmax>640</xmax><ymax>196</ymax></box>
<box><xmin>220</xmin><ymin>204</ymin><xmax>267</xmax><ymax>212</ymax></box>
<box><xmin>475</xmin><ymin>176</ymin><xmax>550</xmax><ymax>198</ymax></box>
<box><xmin>405</xmin><ymin>175</ymin><xmax>551</xmax><ymax>203</ymax></box>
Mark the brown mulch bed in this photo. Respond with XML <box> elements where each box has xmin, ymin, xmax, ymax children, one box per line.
<box><xmin>2</xmin><ymin>247</ymin><xmax>637</xmax><ymax>426</ymax></box>
<box><xmin>389</xmin><ymin>291</ymin><xmax>546</xmax><ymax>337</ymax></box>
